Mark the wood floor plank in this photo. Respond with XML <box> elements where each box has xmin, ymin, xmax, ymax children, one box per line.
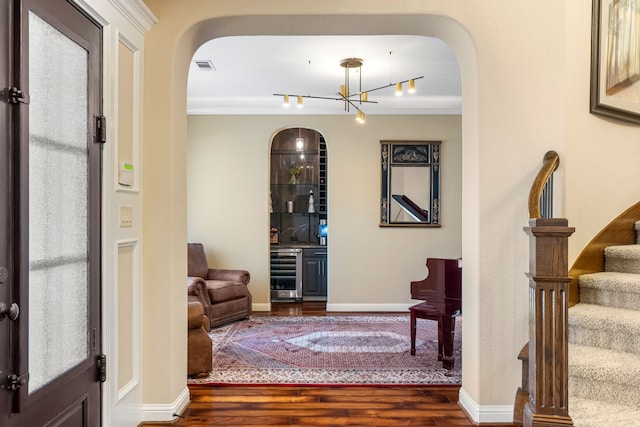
<box><xmin>190</xmin><ymin>394</ymin><xmax>317</xmax><ymax>403</ymax></box>
<box><xmin>291</xmin><ymin>416</ymin><xmax>440</xmax><ymax>426</ymax></box>
<box><xmin>194</xmin><ymin>402</ymin><xmax>406</xmax><ymax>410</ymax></box>
<box><xmin>317</xmin><ymin>393</ymin><xmax>451</xmax><ymax>404</ymax></box>
<box><xmin>299</xmin><ymin>387</ymin><xmax>433</xmax><ymax>396</ymax></box>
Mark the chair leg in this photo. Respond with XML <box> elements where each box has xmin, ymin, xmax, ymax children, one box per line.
<box><xmin>437</xmin><ymin>318</ymin><xmax>443</xmax><ymax>361</ymax></box>
<box><xmin>441</xmin><ymin>314</ymin><xmax>456</xmax><ymax>371</ymax></box>
<box><xmin>410</xmin><ymin>310</ymin><xmax>417</xmax><ymax>355</ymax></box>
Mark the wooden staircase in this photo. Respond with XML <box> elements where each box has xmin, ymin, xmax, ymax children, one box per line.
<box><xmin>514</xmin><ymin>201</ymin><xmax>640</xmax><ymax>427</ymax></box>
<box><xmin>568</xmin><ymin>220</ymin><xmax>640</xmax><ymax>426</ymax></box>
<box><xmin>513</xmin><ymin>149</ymin><xmax>640</xmax><ymax>426</ymax></box>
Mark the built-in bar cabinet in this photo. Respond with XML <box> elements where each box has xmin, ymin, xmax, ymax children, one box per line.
<box><xmin>269</xmin><ymin>128</ymin><xmax>327</xmax><ymax>301</ymax></box>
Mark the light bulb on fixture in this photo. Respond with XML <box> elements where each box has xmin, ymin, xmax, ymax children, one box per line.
<box><xmin>408</xmin><ymin>79</ymin><xmax>416</xmax><ymax>94</ymax></box>
<box><xmin>362</xmin><ymin>92</ymin><xmax>368</xmax><ymax>102</ymax></box>
<box><xmin>296</xmin><ymin>128</ymin><xmax>304</xmax><ymax>151</ymax></box>
<box><xmin>283</xmin><ymin>95</ymin><xmax>290</xmax><ymax>107</ymax></box>
<box><xmin>395</xmin><ymin>82</ymin><xmax>403</xmax><ymax>96</ymax></box>
<box><xmin>356</xmin><ymin>110</ymin><xmax>365</xmax><ymax>124</ymax></box>
<box><xmin>297</xmin><ymin>96</ymin><xmax>303</xmax><ymax>108</ymax></box>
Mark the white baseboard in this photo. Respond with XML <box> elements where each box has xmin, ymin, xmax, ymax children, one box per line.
<box><xmin>326</xmin><ymin>303</ymin><xmax>413</xmax><ymax>312</ymax></box>
<box><xmin>140</xmin><ymin>386</ymin><xmax>190</xmax><ymax>422</ymax></box>
<box><xmin>458</xmin><ymin>387</ymin><xmax>514</xmax><ymax>424</ymax></box>
<box><xmin>253</xmin><ymin>302</ymin><xmax>412</xmax><ymax>313</ymax></box>
<box><xmin>252</xmin><ymin>302</ymin><xmax>271</xmax><ymax>312</ymax></box>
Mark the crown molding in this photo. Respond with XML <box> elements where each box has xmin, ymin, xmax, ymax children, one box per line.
<box><xmin>108</xmin><ymin>0</ymin><xmax>158</xmax><ymax>34</ymax></box>
<box><xmin>71</xmin><ymin>0</ymin><xmax>157</xmax><ymax>34</ymax></box>
<box><xmin>187</xmin><ymin>96</ymin><xmax>462</xmax><ymax>115</ymax></box>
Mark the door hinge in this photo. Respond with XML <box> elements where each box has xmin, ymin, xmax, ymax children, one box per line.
<box><xmin>97</xmin><ymin>354</ymin><xmax>106</xmax><ymax>382</ymax></box>
<box><xmin>3</xmin><ymin>373</ymin><xmax>28</xmax><ymax>391</ymax></box>
<box><xmin>96</xmin><ymin>115</ymin><xmax>107</xmax><ymax>143</ymax></box>
<box><xmin>7</xmin><ymin>86</ymin><xmax>30</xmax><ymax>104</ymax></box>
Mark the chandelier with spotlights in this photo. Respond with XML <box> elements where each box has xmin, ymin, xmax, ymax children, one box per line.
<box><xmin>274</xmin><ymin>56</ymin><xmax>423</xmax><ymax>124</ymax></box>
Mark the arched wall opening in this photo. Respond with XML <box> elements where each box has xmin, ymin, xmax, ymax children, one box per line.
<box><xmin>147</xmin><ymin>10</ymin><xmax>484</xmax><ymax>420</ymax></box>
<box><xmin>182</xmin><ymin>12</ymin><xmax>478</xmax><ymax>396</ymax></box>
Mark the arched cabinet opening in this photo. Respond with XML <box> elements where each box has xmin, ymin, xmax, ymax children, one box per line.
<box><xmin>269</xmin><ymin>128</ymin><xmax>327</xmax><ymax>302</ymax></box>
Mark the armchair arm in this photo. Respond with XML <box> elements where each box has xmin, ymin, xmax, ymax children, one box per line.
<box><xmin>187</xmin><ymin>276</ymin><xmax>211</xmax><ymax>313</ymax></box>
<box><xmin>187</xmin><ymin>301</ymin><xmax>205</xmax><ymax>329</ymax></box>
<box><xmin>206</xmin><ymin>268</ymin><xmax>250</xmax><ymax>285</ymax></box>
<box><xmin>187</xmin><ymin>301</ymin><xmax>211</xmax><ymax>331</ymax></box>
<box><xmin>187</xmin><ymin>276</ymin><xmax>206</xmax><ymax>296</ymax></box>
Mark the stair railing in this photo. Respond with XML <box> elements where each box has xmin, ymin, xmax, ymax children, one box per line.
<box><xmin>528</xmin><ymin>150</ymin><xmax>559</xmax><ymax>219</ymax></box>
<box><xmin>514</xmin><ymin>150</ymin><xmax>575</xmax><ymax>427</ymax></box>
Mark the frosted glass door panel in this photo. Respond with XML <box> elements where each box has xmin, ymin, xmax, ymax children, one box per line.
<box><xmin>28</xmin><ymin>11</ymin><xmax>90</xmax><ymax>393</ymax></box>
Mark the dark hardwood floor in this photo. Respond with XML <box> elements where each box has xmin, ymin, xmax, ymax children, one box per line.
<box><xmin>143</xmin><ymin>385</ymin><xmax>513</xmax><ymax>427</ymax></box>
<box><xmin>141</xmin><ymin>302</ymin><xmax>513</xmax><ymax>426</ymax></box>
<box><xmin>269</xmin><ymin>301</ymin><xmax>332</xmax><ymax>316</ymax></box>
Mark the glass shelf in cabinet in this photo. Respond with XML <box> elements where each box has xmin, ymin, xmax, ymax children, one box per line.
<box><xmin>270</xmin><ymin>211</ymin><xmax>319</xmax><ymax>215</ymax></box>
<box><xmin>271</xmin><ymin>149</ymin><xmax>319</xmax><ymax>156</ymax></box>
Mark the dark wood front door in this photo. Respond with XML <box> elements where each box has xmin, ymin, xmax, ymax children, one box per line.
<box><xmin>0</xmin><ymin>0</ymin><xmax>103</xmax><ymax>425</ymax></box>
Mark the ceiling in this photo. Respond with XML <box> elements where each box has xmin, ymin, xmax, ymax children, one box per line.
<box><xmin>186</xmin><ymin>35</ymin><xmax>462</xmax><ymax>116</ymax></box>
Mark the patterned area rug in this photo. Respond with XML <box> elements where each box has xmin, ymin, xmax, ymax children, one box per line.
<box><xmin>188</xmin><ymin>314</ymin><xmax>461</xmax><ymax>386</ymax></box>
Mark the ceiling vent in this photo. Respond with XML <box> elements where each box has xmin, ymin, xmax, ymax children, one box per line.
<box><xmin>194</xmin><ymin>60</ymin><xmax>215</xmax><ymax>71</ymax></box>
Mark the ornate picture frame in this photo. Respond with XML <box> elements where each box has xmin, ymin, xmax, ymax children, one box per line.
<box><xmin>591</xmin><ymin>0</ymin><xmax>640</xmax><ymax>124</ymax></box>
<box><xmin>379</xmin><ymin>140</ymin><xmax>441</xmax><ymax>228</ymax></box>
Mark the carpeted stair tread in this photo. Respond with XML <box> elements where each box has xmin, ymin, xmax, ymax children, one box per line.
<box><xmin>569</xmin><ymin>344</ymin><xmax>640</xmax><ymax>407</ymax></box>
<box><xmin>569</xmin><ymin>344</ymin><xmax>640</xmax><ymax>386</ymax></box>
<box><xmin>605</xmin><ymin>244</ymin><xmax>640</xmax><ymax>274</ymax></box>
<box><xmin>568</xmin><ymin>304</ymin><xmax>640</xmax><ymax>353</ymax></box>
<box><xmin>569</xmin><ymin>303</ymin><xmax>640</xmax><ymax>335</ymax></box>
<box><xmin>570</xmin><ymin>398</ymin><xmax>640</xmax><ymax>427</ymax></box>
<box><xmin>578</xmin><ymin>272</ymin><xmax>640</xmax><ymax>310</ymax></box>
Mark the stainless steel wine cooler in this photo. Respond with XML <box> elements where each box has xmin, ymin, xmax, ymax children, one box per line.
<box><xmin>270</xmin><ymin>248</ymin><xmax>302</xmax><ymax>301</ymax></box>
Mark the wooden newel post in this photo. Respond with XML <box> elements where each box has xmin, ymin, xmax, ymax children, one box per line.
<box><xmin>523</xmin><ymin>218</ymin><xmax>575</xmax><ymax>427</ymax></box>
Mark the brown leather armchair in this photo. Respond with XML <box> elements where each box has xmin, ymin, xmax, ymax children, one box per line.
<box><xmin>187</xmin><ymin>243</ymin><xmax>252</xmax><ymax>328</ymax></box>
<box><xmin>188</xmin><ymin>301</ymin><xmax>212</xmax><ymax>377</ymax></box>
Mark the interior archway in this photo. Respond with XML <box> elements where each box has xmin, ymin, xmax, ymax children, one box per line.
<box><xmin>147</xmin><ymin>10</ymin><xmax>481</xmax><ymax>417</ymax></box>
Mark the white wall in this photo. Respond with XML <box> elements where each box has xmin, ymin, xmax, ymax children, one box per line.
<box><xmin>565</xmin><ymin>2</ymin><xmax>640</xmax><ymax>256</ymax></box>
<box><xmin>187</xmin><ymin>115</ymin><xmax>462</xmax><ymax>309</ymax></box>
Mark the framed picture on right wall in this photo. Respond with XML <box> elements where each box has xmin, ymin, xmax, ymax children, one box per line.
<box><xmin>591</xmin><ymin>0</ymin><xmax>640</xmax><ymax>124</ymax></box>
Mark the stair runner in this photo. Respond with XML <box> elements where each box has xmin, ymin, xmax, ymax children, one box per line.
<box><xmin>568</xmin><ymin>221</ymin><xmax>640</xmax><ymax>426</ymax></box>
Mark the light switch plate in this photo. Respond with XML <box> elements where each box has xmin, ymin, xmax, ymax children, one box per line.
<box><xmin>120</xmin><ymin>205</ymin><xmax>133</xmax><ymax>228</ymax></box>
